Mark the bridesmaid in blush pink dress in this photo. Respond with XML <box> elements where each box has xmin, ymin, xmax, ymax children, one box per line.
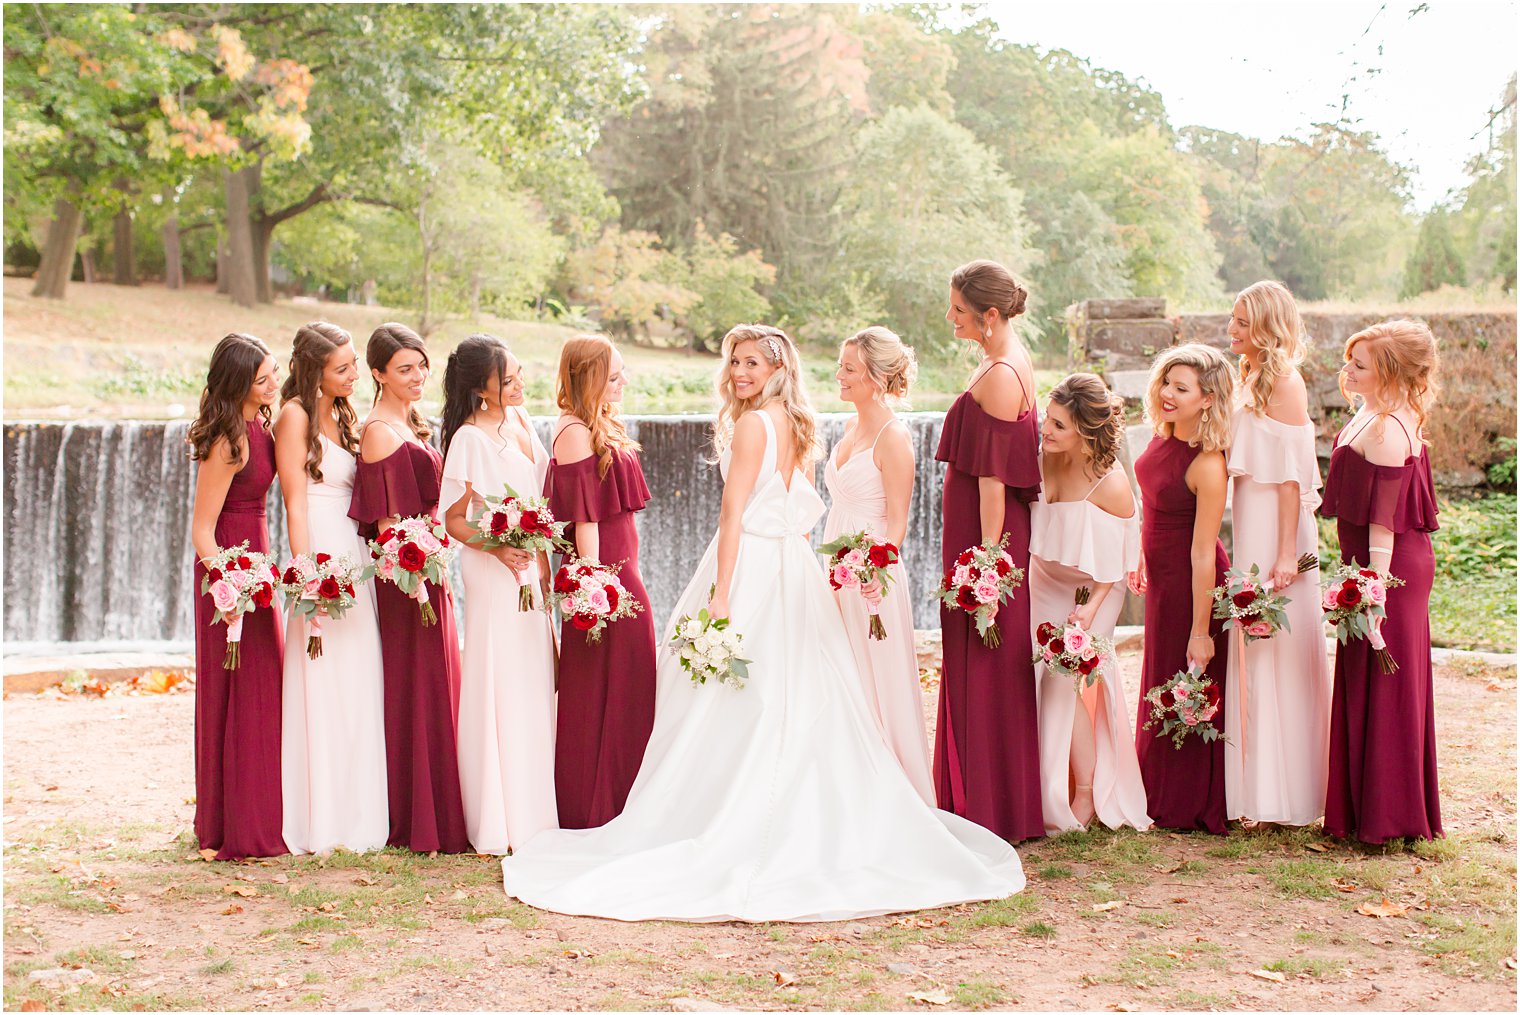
<box><xmin>935</xmin><ymin>261</ymin><xmax>1043</xmax><ymax>843</ymax></box>
<box><xmin>1223</xmin><ymin>282</ymin><xmax>1331</xmax><ymax>827</ymax></box>
<box><xmin>1321</xmin><ymin>321</ymin><xmax>1442</xmax><ymax>844</ymax></box>
<box><xmin>187</xmin><ymin>333</ymin><xmax>288</xmax><ymax>860</ymax></box>
<box><xmin>823</xmin><ymin>327</ymin><xmax>933</xmax><ymax>804</ymax></box>
<box><xmin>349</xmin><ymin>323</ymin><xmax>470</xmax><ymax>854</ymax></box>
<box><xmin>441</xmin><ymin>335</ymin><xmax>559</xmax><ymax>854</ymax></box>
<box><xmin>548</xmin><ymin>335</ymin><xmax>657</xmax><ymax>830</ymax></box>
<box><xmin>275</xmin><ymin>323</ymin><xmax>388</xmax><ymax>855</ymax></box>
<box><xmin>1129</xmin><ymin>344</ymin><xmax>1235</xmax><ymax>835</ymax></box>
<box><xmin>1029</xmin><ymin>374</ymin><xmax>1150</xmax><ymax>835</ymax></box>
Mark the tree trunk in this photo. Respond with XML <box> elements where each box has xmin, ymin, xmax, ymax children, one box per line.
<box><xmin>215</xmin><ymin>235</ymin><xmax>230</xmax><ymax>293</ymax></box>
<box><xmin>470</xmin><ymin>272</ymin><xmax>481</xmax><ymax>319</ymax></box>
<box><xmin>162</xmin><ymin>214</ymin><xmax>184</xmax><ymax>289</ymax></box>
<box><xmin>112</xmin><ymin>207</ymin><xmax>137</xmax><ymax>285</ymax></box>
<box><xmin>252</xmin><ymin>218</ymin><xmax>274</xmax><ymax>303</ymax></box>
<box><xmin>30</xmin><ymin>196</ymin><xmax>84</xmax><ymax>299</ymax></box>
<box><xmin>417</xmin><ymin>197</ymin><xmax>435</xmax><ymax>336</ymax></box>
<box><xmin>80</xmin><ymin>248</ymin><xmax>97</xmax><ymax>284</ymax></box>
<box><xmin>223</xmin><ymin>166</ymin><xmax>259</xmax><ymax>307</ymax></box>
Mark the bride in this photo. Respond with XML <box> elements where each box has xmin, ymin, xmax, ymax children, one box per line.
<box><xmin>501</xmin><ymin>324</ymin><xmax>1024</xmax><ymax>922</ymax></box>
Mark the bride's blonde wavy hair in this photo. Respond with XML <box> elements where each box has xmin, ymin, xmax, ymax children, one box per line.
<box><xmin>1235</xmin><ymin>280</ymin><xmax>1309</xmax><ymax>417</ymax></box>
<box><xmin>713</xmin><ymin>323</ymin><xmax>821</xmax><ymax>469</ymax></box>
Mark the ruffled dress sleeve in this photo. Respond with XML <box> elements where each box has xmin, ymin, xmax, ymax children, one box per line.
<box><xmin>547</xmin><ymin>449</ymin><xmax>652</xmax><ymax>523</ymax></box>
<box><xmin>934</xmin><ymin>394</ymin><xmax>1042</xmax><ymax>503</ymax></box>
<box><xmin>349</xmin><ymin>443</ymin><xmax>442</xmax><ymax>535</ymax></box>
<box><xmin>439</xmin><ymin>427</ymin><xmax>495</xmax><ymax>518</ymax></box>
<box><xmin>1030</xmin><ymin>501</ymin><xmax>1141</xmax><ymax>583</ymax></box>
<box><xmin>1228</xmin><ymin>410</ymin><xmax>1324</xmax><ymax>511</ymax></box>
<box><xmin>1320</xmin><ymin>447</ymin><xmax>1439</xmax><ymax>534</ymax></box>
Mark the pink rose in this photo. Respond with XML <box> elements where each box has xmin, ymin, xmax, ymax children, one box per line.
<box><xmin>1367</xmin><ymin>580</ymin><xmax>1387</xmax><ymax>605</ymax></box>
<box><xmin>952</xmin><ymin>565</ymin><xmax>974</xmax><ymax>587</ymax></box>
<box><xmin>1246</xmin><ymin>620</ymin><xmax>1273</xmax><ymax>638</ymax></box>
<box><xmin>1200</xmin><ymin>704</ymin><xmax>1218</xmax><ymax>721</ymax></box>
<box><xmin>1321</xmin><ymin>586</ymin><xmax>1340</xmax><ymax>611</ymax></box>
<box><xmin>303</xmin><ymin>578</ymin><xmax>323</xmax><ymax>597</ymax></box>
<box><xmin>972</xmin><ymin>577</ymin><xmax>1001</xmax><ymax>604</ymax></box>
<box><xmin>832</xmin><ymin>563</ymin><xmax>860</xmax><ymax>589</ymax></box>
<box><xmin>210</xmin><ymin>580</ymin><xmax>239</xmax><ymax>613</ymax></box>
<box><xmin>1062</xmin><ymin>627</ymin><xmax>1090</xmax><ymax>655</ymax></box>
<box><xmin>377</xmin><ymin>558</ymin><xmax>397</xmax><ymax>581</ymax></box>
<box><xmin>227</xmin><ymin>568</ymin><xmax>253</xmax><ymax>590</ymax></box>
<box><xmin>416</xmin><ymin>530</ymin><xmax>443</xmax><ymax>554</ymax></box>
<box><xmin>588</xmin><ymin>588</ymin><xmax>611</xmax><ymax>614</ymax></box>
<box><xmin>1043</xmin><ymin>647</ymin><xmax>1056</xmax><ymax>662</ymax></box>
<box><xmin>843</xmin><ymin>548</ymin><xmax>867</xmax><ymax>569</ymax></box>
<box><xmin>1182</xmin><ymin>712</ymin><xmax>1200</xmax><ymax>727</ymax></box>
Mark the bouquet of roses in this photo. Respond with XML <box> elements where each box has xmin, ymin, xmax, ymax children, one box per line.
<box><xmin>1321</xmin><ymin>562</ymin><xmax>1405</xmax><ymax>674</ymax></box>
<box><xmin>1210</xmin><ymin>554</ymin><xmax>1318</xmax><ymax>644</ymax></box>
<box><xmin>368</xmin><ymin>516</ymin><xmax>455</xmax><ymax>626</ymax></box>
<box><xmin>279</xmin><ymin>552</ymin><xmax>371</xmax><ymax>659</ymax></box>
<box><xmin>200</xmin><ymin>541</ymin><xmax>281</xmax><ymax>670</ymax></box>
<box><xmin>1033</xmin><ymin>587</ymin><xmax>1113</xmax><ymax>690</ymax></box>
<box><xmin>1141</xmin><ymin>665</ymin><xmax>1225</xmax><ymax>749</ymax></box>
<box><xmin>552</xmin><ymin>557</ymin><xmax>643</xmax><ymax>644</ymax></box>
<box><xmin>818</xmin><ymin>531</ymin><xmax>901</xmax><ymax>640</ymax></box>
<box><xmin>467</xmin><ymin>484</ymin><xmax>571</xmax><ymax>610</ymax></box>
<box><xmin>935</xmin><ymin>535</ymin><xmax>1025</xmax><ymax>648</ymax></box>
<box><xmin>669</xmin><ymin>586</ymin><xmax>752</xmax><ymax>689</ymax></box>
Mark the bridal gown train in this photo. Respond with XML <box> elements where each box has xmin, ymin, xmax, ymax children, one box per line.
<box><xmin>501</xmin><ymin>411</ymin><xmax>1024</xmax><ymax>922</ymax></box>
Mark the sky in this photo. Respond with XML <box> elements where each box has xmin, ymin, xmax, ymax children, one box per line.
<box><xmin>983</xmin><ymin>0</ymin><xmax>1518</xmax><ymax>210</ymax></box>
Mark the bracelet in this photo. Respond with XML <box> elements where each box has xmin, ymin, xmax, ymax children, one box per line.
<box><xmin>1368</xmin><ymin>547</ymin><xmax>1392</xmax><ymax>556</ymax></box>
<box><xmin>1188</xmin><ymin>634</ymin><xmax>1211</xmax><ymax>642</ymax></box>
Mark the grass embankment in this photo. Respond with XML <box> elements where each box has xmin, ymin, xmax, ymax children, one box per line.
<box><xmin>2</xmin><ymin>277</ymin><xmax>1061</xmax><ymax>419</ymax></box>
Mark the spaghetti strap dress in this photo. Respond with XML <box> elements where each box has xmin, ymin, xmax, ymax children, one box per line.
<box><xmin>1320</xmin><ymin>415</ymin><xmax>1442</xmax><ymax>843</ymax></box>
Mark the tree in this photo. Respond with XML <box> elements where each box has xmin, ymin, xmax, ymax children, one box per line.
<box><xmin>1453</xmin><ymin>75</ymin><xmax>1517</xmax><ymax>292</ymax></box>
<box><xmin>564</xmin><ymin>226</ymin><xmax>696</xmax><ymax>343</ymax></box>
<box><xmin>1401</xmin><ymin>208</ymin><xmax>1467</xmax><ymax>298</ymax></box>
<box><xmin>836</xmin><ymin>105</ymin><xmax>1038</xmax><ymax>352</ymax></box>
<box><xmin>664</xmin><ymin>222</ymin><xmax>776</xmax><ymax>351</ymax></box>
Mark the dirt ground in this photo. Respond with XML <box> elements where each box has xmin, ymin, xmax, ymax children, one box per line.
<box><xmin>3</xmin><ymin>652</ymin><xmax>1515</xmax><ymax>1012</ymax></box>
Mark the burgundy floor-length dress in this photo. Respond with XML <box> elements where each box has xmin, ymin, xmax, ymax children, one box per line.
<box><xmin>1320</xmin><ymin>421</ymin><xmax>1442</xmax><ymax>844</ymax></box>
<box><xmin>933</xmin><ymin>380</ymin><xmax>1044</xmax><ymax>843</ymax></box>
<box><xmin>193</xmin><ymin>418</ymin><xmax>288</xmax><ymax>860</ymax></box>
<box><xmin>349</xmin><ymin>439</ymin><xmax>470</xmax><ymax>854</ymax></box>
<box><xmin>1133</xmin><ymin>435</ymin><xmax>1230</xmax><ymax>834</ymax></box>
<box><xmin>548</xmin><ymin>446</ymin><xmax>658</xmax><ymax>829</ymax></box>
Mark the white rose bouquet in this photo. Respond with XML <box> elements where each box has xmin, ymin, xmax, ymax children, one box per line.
<box><xmin>669</xmin><ymin>586</ymin><xmax>752</xmax><ymax>689</ymax></box>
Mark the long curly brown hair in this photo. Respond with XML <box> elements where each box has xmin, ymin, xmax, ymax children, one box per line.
<box><xmin>556</xmin><ymin>334</ymin><xmax>638</xmax><ymax>479</ymax></box>
<box><xmin>1048</xmin><ymin>372</ymin><xmax>1126</xmax><ymax>472</ymax></box>
<box><xmin>187</xmin><ymin>333</ymin><xmax>273</xmax><ymax>464</ymax></box>
<box><xmin>281</xmin><ymin>322</ymin><xmax>360</xmax><ymax>482</ymax></box>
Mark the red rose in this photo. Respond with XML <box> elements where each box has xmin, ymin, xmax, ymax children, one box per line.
<box><xmin>343</xmin><ymin>584</ymin><xmax>356</xmax><ymax>598</ymax></box>
<box><xmin>378</xmin><ymin>527</ymin><xmax>396</xmax><ymax>546</ymax></box>
<box><xmin>489</xmin><ymin>512</ymin><xmax>511</xmax><ymax>536</ymax></box>
<box><xmin>995</xmin><ymin>558</ymin><xmax>1012</xmax><ymax>576</ymax></box>
<box><xmin>282</xmin><ymin>566</ymin><xmax>300</xmax><ymax>585</ymax></box>
<box><xmin>252</xmin><ymin>584</ymin><xmax>273</xmax><ymax>609</ymax></box>
<box><xmin>571</xmin><ymin>613</ymin><xmax>596</xmax><ymax>631</ymax></box>
<box><xmin>318</xmin><ymin>577</ymin><xmax>342</xmax><ymax>599</ymax></box>
<box><xmin>1241</xmin><ymin>612</ymin><xmax>1260</xmax><ymax>625</ymax></box>
<box><xmin>603</xmin><ymin>584</ymin><xmax>620</xmax><ymax>611</ymax></box>
<box><xmin>1232</xmin><ymin>589</ymin><xmax>1258</xmax><ymax>608</ymax></box>
<box><xmin>829</xmin><ymin>573</ymin><xmax>842</xmax><ymax>590</ymax></box>
<box><xmin>1336</xmin><ymin>585</ymin><xmax>1362</xmax><ymax>608</ymax></box>
<box><xmin>1079</xmin><ymin>655</ymin><xmax>1100</xmax><ymax>675</ymax></box>
<box><xmin>521</xmin><ymin>510</ymin><xmax>541</xmax><ymax>533</ymax></box>
<box><xmin>1359</xmin><ymin>568</ymin><xmax>1379</xmax><ymax>579</ymax></box>
<box><xmin>1204</xmin><ymin>682</ymin><xmax>1222</xmax><ymax>709</ymax></box>
<box><xmin>397</xmin><ymin>542</ymin><xmax>427</xmax><ymax>573</ymax></box>
<box><xmin>207</xmin><ymin>567</ymin><xmax>223</xmax><ymax>583</ymax></box>
<box><xmin>1036</xmin><ymin>621</ymin><xmax>1060</xmax><ymax>647</ymax></box>
<box><xmin>957</xmin><ymin>549</ymin><xmax>974</xmax><ymax>567</ymax></box>
<box><xmin>867</xmin><ymin>545</ymin><xmax>893</xmax><ymax>568</ymax></box>
<box><xmin>315</xmin><ymin>552</ymin><xmax>332</xmax><ymax>564</ymax></box>
<box><xmin>955</xmin><ymin>585</ymin><xmax>979</xmax><ymax>611</ymax></box>
<box><xmin>554</xmin><ymin>569</ymin><xmax>576</xmax><ymax>593</ymax></box>
<box><xmin>237</xmin><ymin>555</ymin><xmax>252</xmax><ymax>570</ymax></box>
<box><xmin>940</xmin><ymin>574</ymin><xmax>953</xmax><ymax>592</ymax></box>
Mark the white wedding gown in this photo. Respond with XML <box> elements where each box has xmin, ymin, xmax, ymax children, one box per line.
<box><xmin>501</xmin><ymin>411</ymin><xmax>1023</xmax><ymax>922</ymax></box>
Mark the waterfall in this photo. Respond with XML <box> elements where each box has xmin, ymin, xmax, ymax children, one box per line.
<box><xmin>4</xmin><ymin>414</ymin><xmax>955</xmax><ymax>653</ymax></box>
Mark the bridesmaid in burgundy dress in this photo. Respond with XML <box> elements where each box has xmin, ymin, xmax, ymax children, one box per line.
<box><xmin>1321</xmin><ymin>321</ymin><xmax>1442</xmax><ymax>844</ymax></box>
<box><xmin>934</xmin><ymin>260</ymin><xmax>1043</xmax><ymax>843</ymax></box>
<box><xmin>349</xmin><ymin>323</ymin><xmax>470</xmax><ymax>853</ymax></box>
<box><xmin>188</xmin><ymin>333</ymin><xmax>288</xmax><ymax>860</ymax></box>
<box><xmin>548</xmin><ymin>335</ymin><xmax>657</xmax><ymax>829</ymax></box>
<box><xmin>1129</xmin><ymin>343</ymin><xmax>1235</xmax><ymax>834</ymax></box>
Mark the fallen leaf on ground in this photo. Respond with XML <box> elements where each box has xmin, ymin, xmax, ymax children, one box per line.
<box><xmin>318</xmin><ymin>901</ymin><xmax>337</xmax><ymax>911</ymax></box>
<box><xmin>1503</xmin><ymin>957</ymin><xmax>1516</xmax><ymax>970</ymax></box>
<box><xmin>197</xmin><ymin>849</ymin><xmax>217</xmax><ymax>862</ymax></box>
<box><xmin>354</xmin><ymin>874</ymin><xmax>377</xmax><ymax>886</ymax></box>
<box><xmin>1357</xmin><ymin>898</ymin><xmax>1409</xmax><ymax>919</ymax></box>
<box><xmin>21</xmin><ymin>1000</ymin><xmax>45</xmax><ymax>1011</ymax></box>
<box><xmin>1092</xmin><ymin>901</ymin><xmax>1126</xmax><ymax>912</ymax></box>
<box><xmin>223</xmin><ymin>885</ymin><xmax>258</xmax><ymax>898</ymax></box>
<box><xmin>1334</xmin><ymin>881</ymin><xmax>1358</xmax><ymax>893</ymax></box>
<box><xmin>1303</xmin><ymin>842</ymin><xmax>1329</xmax><ymax>852</ymax></box>
<box><xmin>773</xmin><ymin>970</ymin><xmax>797</xmax><ymax>986</ymax></box>
<box><xmin>221</xmin><ymin>904</ymin><xmax>243</xmax><ymax>915</ymax></box>
<box><xmin>907</xmin><ymin>988</ymin><xmax>952</xmax><ymax>1005</ymax></box>
<box><xmin>1250</xmin><ymin>969</ymin><xmax>1286</xmax><ymax>983</ymax></box>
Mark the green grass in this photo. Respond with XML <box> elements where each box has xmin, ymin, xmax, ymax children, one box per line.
<box><xmin>1022</xmin><ymin>920</ymin><xmax>1058</xmax><ymax>938</ymax></box>
<box><xmin>951</xmin><ymin>978</ymin><xmax>1006</xmax><ymax>1009</ymax></box>
<box><xmin>1263</xmin><ymin>859</ymin><xmax>1337</xmax><ymax>899</ymax></box>
<box><xmin>1265</xmin><ymin>955</ymin><xmax>1345</xmax><ymax>978</ymax></box>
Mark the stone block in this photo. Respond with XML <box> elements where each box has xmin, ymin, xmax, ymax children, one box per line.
<box><xmin>1080</xmin><ymin>298</ymin><xmax>1168</xmax><ymax>320</ymax></box>
<box><xmin>1087</xmin><ymin>320</ymin><xmax>1176</xmax><ymax>362</ymax></box>
<box><xmin>1109</xmin><ymin>370</ymin><xmax>1151</xmax><ymax>402</ymax></box>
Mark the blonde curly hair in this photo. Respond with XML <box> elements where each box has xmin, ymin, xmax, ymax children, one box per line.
<box><xmin>713</xmin><ymin>323</ymin><xmax>821</xmax><ymax>469</ymax></box>
<box><xmin>1235</xmin><ymin>280</ymin><xmax>1309</xmax><ymax>417</ymax></box>
<box><xmin>1144</xmin><ymin>343</ymin><xmax>1235</xmax><ymax>453</ymax></box>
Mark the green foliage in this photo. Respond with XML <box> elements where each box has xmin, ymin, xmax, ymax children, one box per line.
<box><xmin>1402</xmin><ymin>208</ymin><xmax>1468</xmax><ymax>298</ymax></box>
<box><xmin>1486</xmin><ymin>438</ymin><xmax>1517</xmax><ymax>490</ymax></box>
<box><xmin>836</xmin><ymin>104</ymin><xmax>1037</xmax><ymax>353</ymax></box>
<box><xmin>564</xmin><ymin>225</ymin><xmax>695</xmax><ymax>343</ymax></box>
<box><xmin>664</xmin><ymin>222</ymin><xmax>776</xmax><ymax>351</ymax></box>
